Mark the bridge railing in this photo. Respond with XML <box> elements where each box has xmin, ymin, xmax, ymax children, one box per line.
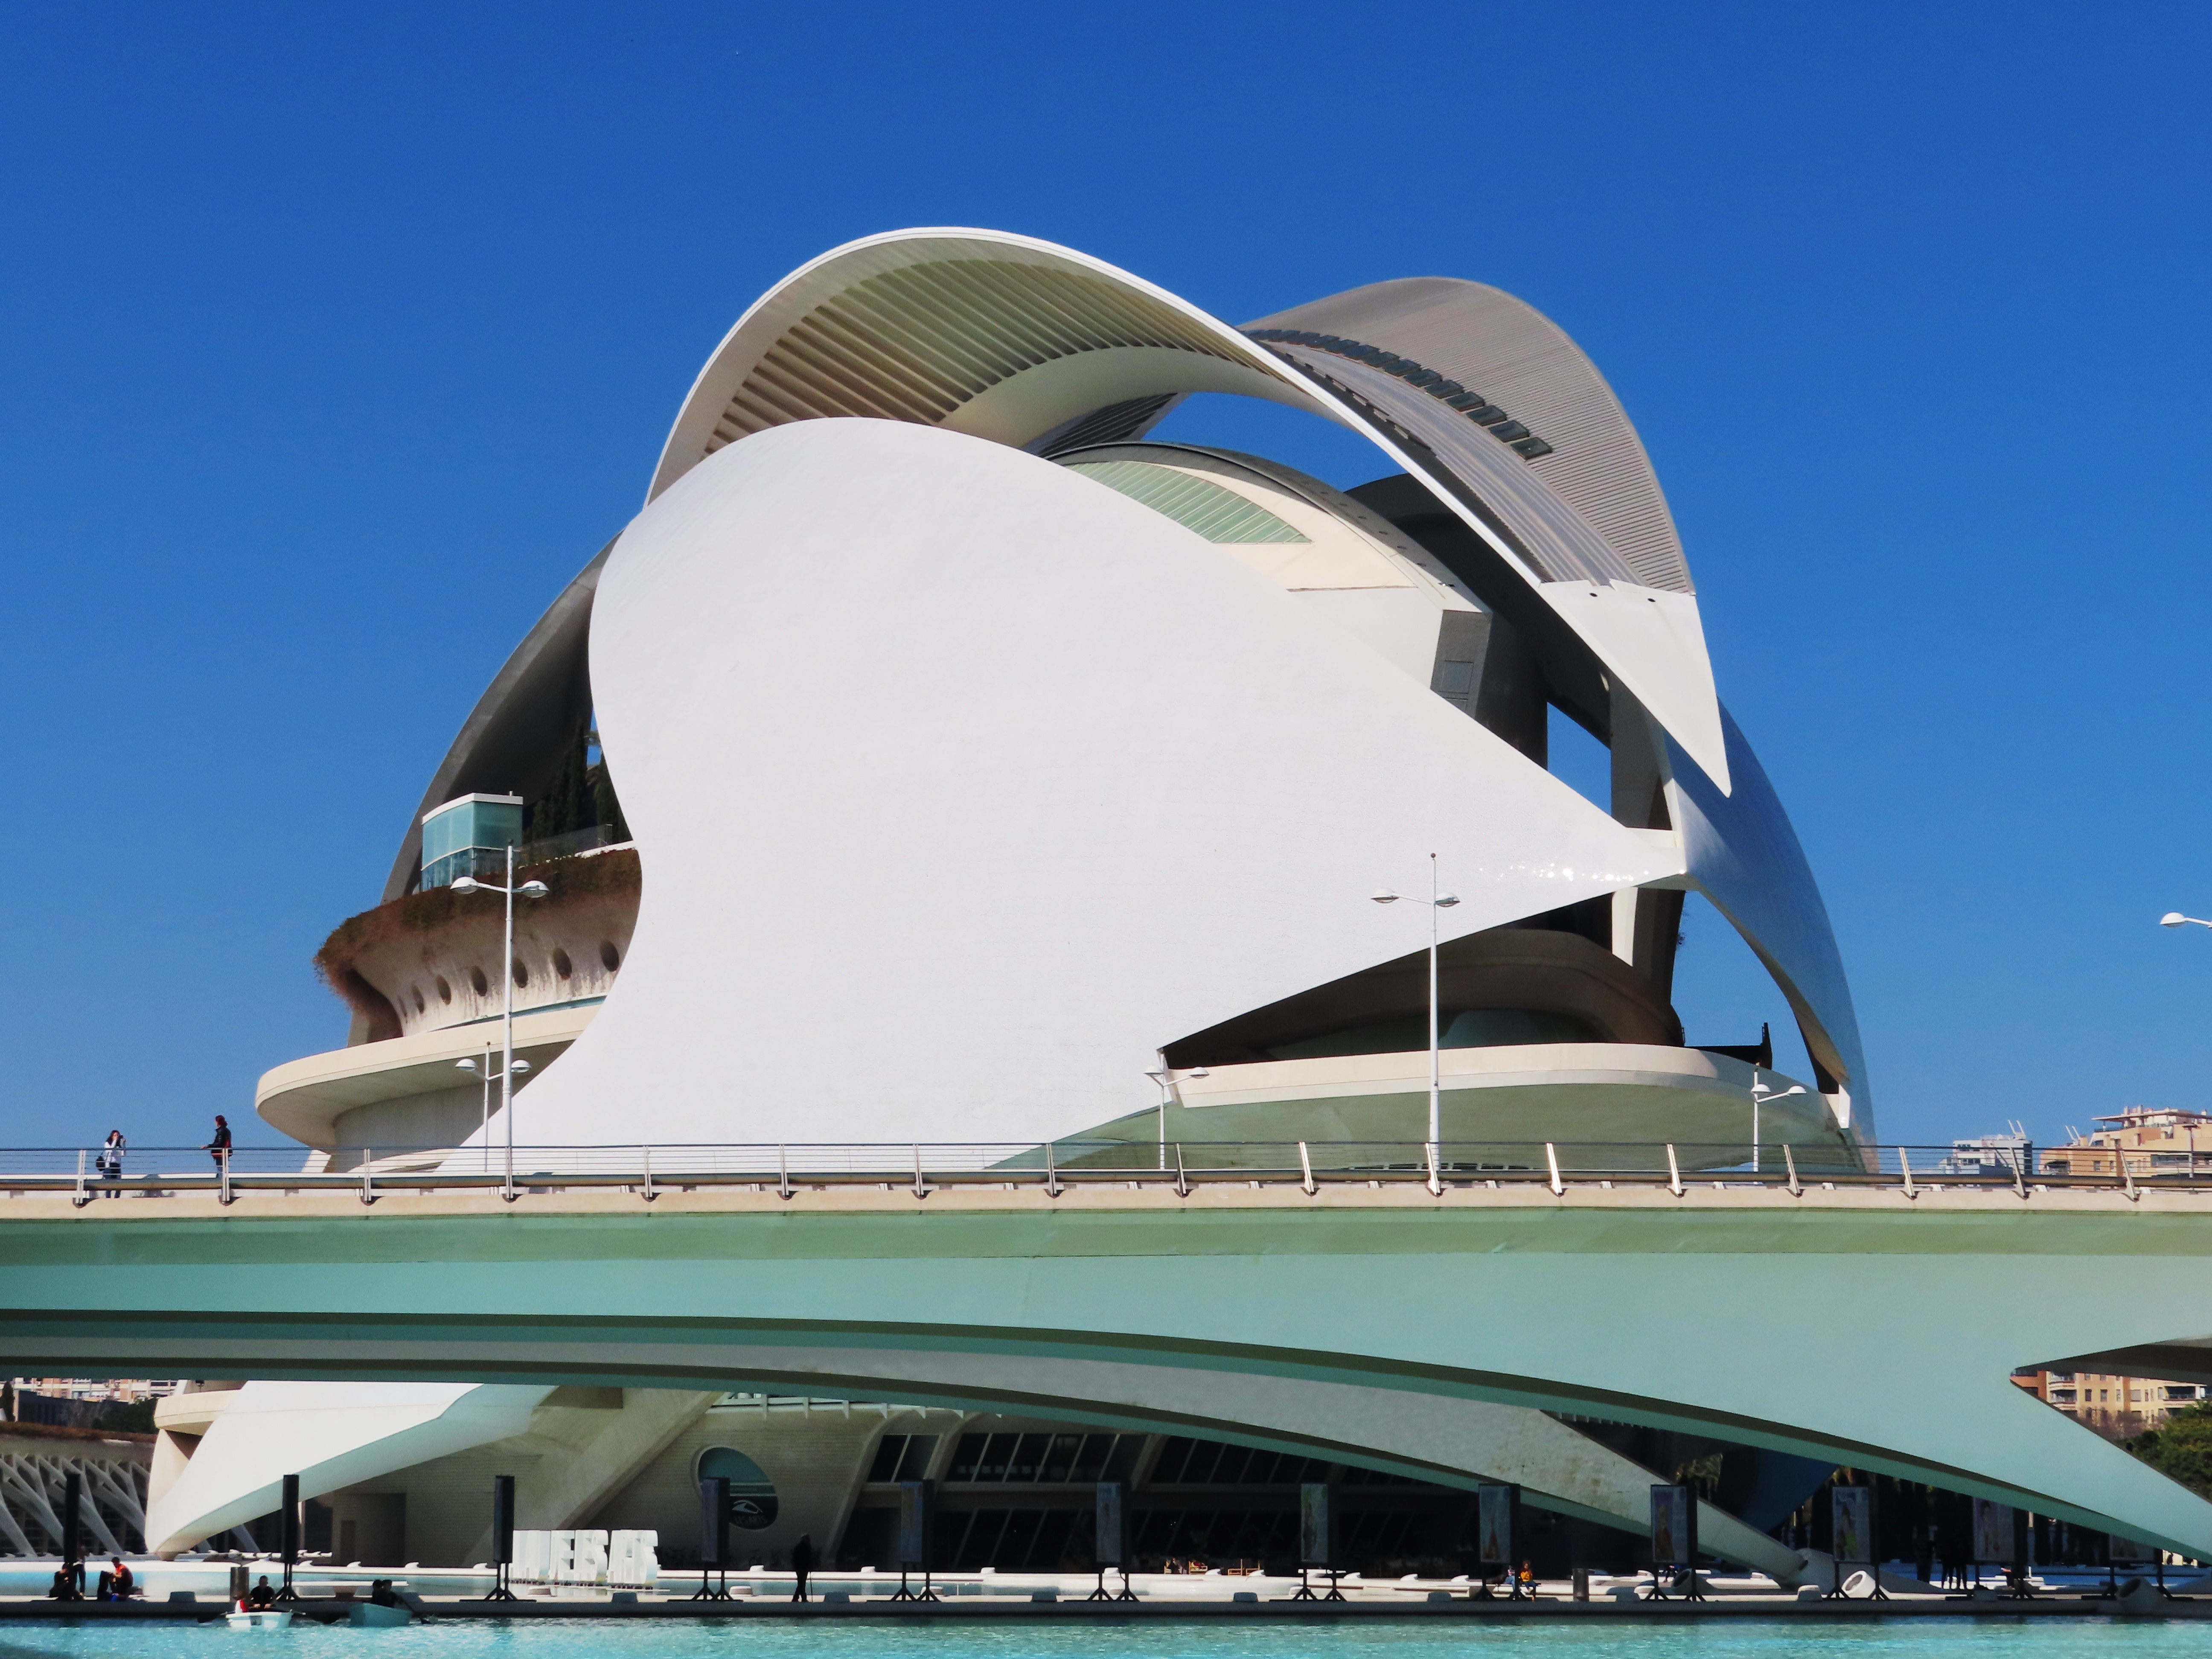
<box><xmin>1</xmin><ymin>1137</ymin><xmax>2202</xmax><ymax>1202</ymax></box>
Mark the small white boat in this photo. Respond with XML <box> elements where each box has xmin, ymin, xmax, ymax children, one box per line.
<box><xmin>348</xmin><ymin>1601</ymin><xmax>412</xmax><ymax>1627</ymax></box>
<box><xmin>224</xmin><ymin>1608</ymin><xmax>294</xmax><ymax>1630</ymax></box>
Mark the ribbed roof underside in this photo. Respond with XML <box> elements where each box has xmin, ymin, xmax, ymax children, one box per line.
<box><xmin>1245</xmin><ymin>279</ymin><xmax>1691</xmax><ymax>595</ymax></box>
<box><xmin>1063</xmin><ymin>460</ymin><xmax>1310</xmax><ymax>545</ymax></box>
<box><xmin>702</xmin><ymin>261</ymin><xmax>1239</xmax><ymax>458</ymax></box>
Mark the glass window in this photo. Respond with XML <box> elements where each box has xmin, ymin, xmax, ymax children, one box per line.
<box><xmin>1152</xmin><ymin>1438</ymin><xmax>1193</xmax><ymax>1484</ymax></box>
<box><xmin>1264</xmin><ymin>1008</ymin><xmax>1597</xmax><ymax>1061</ymax></box>
<box><xmin>1071</xmin><ymin>1435</ymin><xmax>1115</xmax><ymax>1483</ymax></box>
<box><xmin>1042</xmin><ymin>1434</ymin><xmax>1083</xmax><ymax>1483</ymax></box>
<box><xmin>999</xmin><ymin>1510</ymin><xmax>1042</xmax><ymax>1565</ymax></box>
<box><xmin>956</xmin><ymin>1511</ymin><xmax>1007</xmax><ymax>1570</ymax></box>
<box><xmin>1009</xmin><ymin>1433</ymin><xmax>1049</xmax><ymax>1482</ymax></box>
<box><xmin>947</xmin><ymin>1434</ymin><xmax>988</xmax><ymax>1481</ymax></box>
<box><xmin>868</xmin><ymin>1435</ymin><xmax>908</xmax><ymax>1483</ymax></box>
<box><xmin>1104</xmin><ymin>1436</ymin><xmax>1143</xmax><ymax>1483</ymax></box>
<box><xmin>896</xmin><ymin>1435</ymin><xmax>937</xmax><ymax>1481</ymax></box>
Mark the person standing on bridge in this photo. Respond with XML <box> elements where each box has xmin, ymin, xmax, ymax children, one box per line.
<box><xmin>96</xmin><ymin>1129</ymin><xmax>125</xmax><ymax>1195</ymax></box>
<box><xmin>789</xmin><ymin>1534</ymin><xmax>815</xmax><ymax>1602</ymax></box>
<box><xmin>204</xmin><ymin>1115</ymin><xmax>231</xmax><ymax>1172</ymax></box>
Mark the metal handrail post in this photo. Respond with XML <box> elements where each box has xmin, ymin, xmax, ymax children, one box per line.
<box><xmin>1666</xmin><ymin>1144</ymin><xmax>1683</xmax><ymax>1197</ymax></box>
<box><xmin>1174</xmin><ymin>1143</ymin><xmax>1190</xmax><ymax>1199</ymax></box>
<box><xmin>220</xmin><ymin>1149</ymin><xmax>233</xmax><ymax>1207</ymax></box>
<box><xmin>642</xmin><ymin>1145</ymin><xmax>655</xmax><ymax>1203</ymax></box>
<box><xmin>1045</xmin><ymin>1140</ymin><xmax>1061</xmax><ymax>1198</ymax></box>
<box><xmin>1298</xmin><ymin>1141</ymin><xmax>1316</xmax><ymax>1196</ymax></box>
<box><xmin>360</xmin><ymin>1154</ymin><xmax>374</xmax><ymax>1206</ymax></box>
<box><xmin>1783</xmin><ymin>1144</ymin><xmax>1802</xmax><ymax>1198</ymax></box>
<box><xmin>1545</xmin><ymin>1142</ymin><xmax>1563</xmax><ymax>1197</ymax></box>
<box><xmin>1426</xmin><ymin>1141</ymin><xmax>1443</xmax><ymax>1196</ymax></box>
<box><xmin>73</xmin><ymin>1149</ymin><xmax>87</xmax><ymax>1208</ymax></box>
<box><xmin>779</xmin><ymin>1144</ymin><xmax>792</xmax><ymax>1201</ymax></box>
<box><xmin>912</xmin><ymin>1144</ymin><xmax>926</xmax><ymax>1200</ymax></box>
<box><xmin>1898</xmin><ymin>1147</ymin><xmax>1917</xmax><ymax>1199</ymax></box>
<box><xmin>501</xmin><ymin>844</ymin><xmax>516</xmax><ymax>1202</ymax></box>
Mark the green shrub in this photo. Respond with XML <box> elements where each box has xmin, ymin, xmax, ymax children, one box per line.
<box><xmin>2122</xmin><ymin>1401</ymin><xmax>2212</xmax><ymax>1498</ymax></box>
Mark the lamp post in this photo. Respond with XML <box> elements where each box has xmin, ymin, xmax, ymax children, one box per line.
<box><xmin>457</xmin><ymin>1049</ymin><xmax>530</xmax><ymax>1173</ymax></box>
<box><xmin>1748</xmin><ymin>1073</ymin><xmax>1806</xmax><ymax>1173</ymax></box>
<box><xmin>451</xmin><ymin>845</ymin><xmax>548</xmax><ymax>1192</ymax></box>
<box><xmin>1372</xmin><ymin>854</ymin><xmax>1460</xmax><ymax>1175</ymax></box>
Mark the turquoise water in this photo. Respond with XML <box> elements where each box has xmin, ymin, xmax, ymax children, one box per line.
<box><xmin>0</xmin><ymin>1623</ymin><xmax>2205</xmax><ymax>1659</ymax></box>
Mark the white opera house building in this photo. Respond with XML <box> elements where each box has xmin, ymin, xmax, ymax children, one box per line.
<box><xmin>146</xmin><ymin>230</ymin><xmax>1877</xmax><ymax>1577</ymax></box>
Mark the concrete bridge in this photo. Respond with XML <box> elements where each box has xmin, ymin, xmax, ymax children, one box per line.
<box><xmin>4</xmin><ymin>1173</ymin><xmax>2210</xmax><ymax>1565</ymax></box>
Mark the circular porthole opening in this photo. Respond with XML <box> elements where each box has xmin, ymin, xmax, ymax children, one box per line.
<box><xmin>468</xmin><ymin>966</ymin><xmax>489</xmax><ymax>997</ymax></box>
<box><xmin>551</xmin><ymin>947</ymin><xmax>573</xmax><ymax>979</ymax></box>
<box><xmin>436</xmin><ymin>976</ymin><xmax>452</xmax><ymax>1004</ymax></box>
<box><xmin>411</xmin><ymin>986</ymin><xmax>426</xmax><ymax>1014</ymax></box>
<box><xmin>696</xmin><ymin>1447</ymin><xmax>778</xmax><ymax>1530</ymax></box>
<box><xmin>600</xmin><ymin>941</ymin><xmax>621</xmax><ymax>972</ymax></box>
<box><xmin>512</xmin><ymin>960</ymin><xmax>530</xmax><ymax>989</ymax></box>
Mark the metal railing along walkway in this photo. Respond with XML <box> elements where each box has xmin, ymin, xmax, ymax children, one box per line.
<box><xmin>2</xmin><ymin>1138</ymin><xmax>2205</xmax><ymax>1207</ymax></box>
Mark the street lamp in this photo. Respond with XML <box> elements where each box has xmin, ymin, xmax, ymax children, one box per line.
<box><xmin>1749</xmin><ymin>1074</ymin><xmax>1806</xmax><ymax>1173</ymax></box>
<box><xmin>449</xmin><ymin>847</ymin><xmax>549</xmax><ymax>1192</ymax></box>
<box><xmin>1372</xmin><ymin>853</ymin><xmax>1460</xmax><ymax>1180</ymax></box>
<box><xmin>2162</xmin><ymin>913</ymin><xmax>2211</xmax><ymax>929</ymax></box>
<box><xmin>457</xmin><ymin>1051</ymin><xmax>530</xmax><ymax>1172</ymax></box>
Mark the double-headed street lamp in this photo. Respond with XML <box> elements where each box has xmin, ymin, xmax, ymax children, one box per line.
<box><xmin>2162</xmin><ymin>913</ymin><xmax>2211</xmax><ymax>932</ymax></box>
<box><xmin>451</xmin><ymin>845</ymin><xmax>548</xmax><ymax>1189</ymax></box>
<box><xmin>456</xmin><ymin>1046</ymin><xmax>530</xmax><ymax>1173</ymax></box>
<box><xmin>1372</xmin><ymin>854</ymin><xmax>1460</xmax><ymax>1182</ymax></box>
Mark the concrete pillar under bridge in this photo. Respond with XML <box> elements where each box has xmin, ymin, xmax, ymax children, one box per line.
<box><xmin>3</xmin><ymin>1177</ymin><xmax>2211</xmax><ymax>1560</ymax></box>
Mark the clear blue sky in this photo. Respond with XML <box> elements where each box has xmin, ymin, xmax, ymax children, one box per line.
<box><xmin>3</xmin><ymin>2</ymin><xmax>2208</xmax><ymax>1152</ymax></box>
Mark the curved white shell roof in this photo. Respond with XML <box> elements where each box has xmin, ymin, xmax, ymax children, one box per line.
<box><xmin>647</xmin><ymin>230</ymin><xmax>1730</xmax><ymax>793</ymax></box>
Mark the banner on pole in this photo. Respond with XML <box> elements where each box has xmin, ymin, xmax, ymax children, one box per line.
<box><xmin>897</xmin><ymin>1480</ymin><xmax>935</xmax><ymax>1569</ymax></box>
<box><xmin>1476</xmin><ymin>1484</ymin><xmax>1520</xmax><ymax>1566</ymax></box>
<box><xmin>1973</xmin><ymin>1499</ymin><xmax>2014</xmax><ymax>1566</ymax></box>
<box><xmin>1095</xmin><ymin>1482</ymin><xmax>1125</xmax><ymax>1567</ymax></box>
<box><xmin>1650</xmin><ymin>1484</ymin><xmax>1695</xmax><ymax>1568</ymax></box>
<box><xmin>1300</xmin><ymin>1484</ymin><xmax>1337</xmax><ymax>1569</ymax></box>
<box><xmin>1831</xmin><ymin>1487</ymin><xmax>1874</xmax><ymax>1566</ymax></box>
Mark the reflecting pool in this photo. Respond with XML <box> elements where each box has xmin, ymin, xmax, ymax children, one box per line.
<box><xmin>3</xmin><ymin>1618</ymin><xmax>2209</xmax><ymax>1659</ymax></box>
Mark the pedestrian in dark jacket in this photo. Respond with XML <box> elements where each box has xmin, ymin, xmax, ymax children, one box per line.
<box><xmin>204</xmin><ymin>1115</ymin><xmax>232</xmax><ymax>1171</ymax></box>
<box><xmin>790</xmin><ymin>1534</ymin><xmax>815</xmax><ymax>1601</ymax></box>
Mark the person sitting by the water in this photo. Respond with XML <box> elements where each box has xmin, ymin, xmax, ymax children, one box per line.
<box><xmin>370</xmin><ymin>1578</ymin><xmax>401</xmax><ymax>1607</ymax></box>
<box><xmin>246</xmin><ymin>1575</ymin><xmax>276</xmax><ymax>1609</ymax></box>
<box><xmin>49</xmin><ymin>1565</ymin><xmax>83</xmax><ymax>1601</ymax></box>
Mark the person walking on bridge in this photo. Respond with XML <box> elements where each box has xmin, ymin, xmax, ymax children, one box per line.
<box><xmin>790</xmin><ymin>1534</ymin><xmax>815</xmax><ymax>1602</ymax></box>
<box><xmin>203</xmin><ymin>1115</ymin><xmax>231</xmax><ymax>1173</ymax></box>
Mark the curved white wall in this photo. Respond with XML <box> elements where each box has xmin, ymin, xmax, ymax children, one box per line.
<box><xmin>495</xmin><ymin>417</ymin><xmax>1683</xmax><ymax>1150</ymax></box>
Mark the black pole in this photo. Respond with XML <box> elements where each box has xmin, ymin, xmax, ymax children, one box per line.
<box><xmin>56</xmin><ymin>1471</ymin><xmax>84</xmax><ymax>1600</ymax></box>
<box><xmin>480</xmin><ymin>1475</ymin><xmax>520</xmax><ymax>1600</ymax></box>
<box><xmin>689</xmin><ymin>1476</ymin><xmax>732</xmax><ymax>1600</ymax></box>
<box><xmin>274</xmin><ymin>1474</ymin><xmax>300</xmax><ymax>1601</ymax></box>
<box><xmin>889</xmin><ymin>1480</ymin><xmax>938</xmax><ymax>1601</ymax></box>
